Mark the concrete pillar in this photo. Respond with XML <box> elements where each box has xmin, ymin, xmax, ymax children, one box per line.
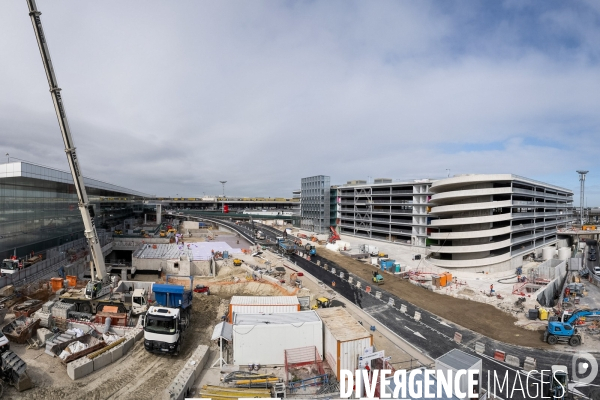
<box><xmin>144</xmin><ymin>214</ymin><xmax>147</xmax><ymax>224</ymax></box>
<box><xmin>156</xmin><ymin>204</ymin><xmax>162</xmax><ymax>225</ymax></box>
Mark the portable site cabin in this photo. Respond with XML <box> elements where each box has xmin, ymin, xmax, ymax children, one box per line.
<box><xmin>435</xmin><ymin>349</ymin><xmax>483</xmax><ymax>400</ymax></box>
<box><xmin>232</xmin><ymin>311</ymin><xmax>323</xmax><ymax>366</ymax></box>
<box><xmin>316</xmin><ymin>307</ymin><xmax>373</xmax><ymax>379</ymax></box>
<box><xmin>228</xmin><ymin>296</ymin><xmax>300</xmax><ymax>323</ymax></box>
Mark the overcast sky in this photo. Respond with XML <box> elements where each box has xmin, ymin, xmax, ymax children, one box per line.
<box><xmin>1</xmin><ymin>1</ymin><xmax>599</xmax><ymax>203</ymax></box>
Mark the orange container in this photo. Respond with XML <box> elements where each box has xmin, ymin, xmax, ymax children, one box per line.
<box><xmin>444</xmin><ymin>272</ymin><xmax>453</xmax><ymax>285</ymax></box>
<box><xmin>439</xmin><ymin>274</ymin><xmax>448</xmax><ymax>287</ymax></box>
<box><xmin>50</xmin><ymin>277</ymin><xmax>63</xmax><ymax>292</ymax></box>
<box><xmin>66</xmin><ymin>275</ymin><xmax>77</xmax><ymax>287</ymax></box>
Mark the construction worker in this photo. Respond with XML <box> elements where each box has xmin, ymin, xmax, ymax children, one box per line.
<box><xmin>490</xmin><ymin>284</ymin><xmax>494</xmax><ymax>296</ymax></box>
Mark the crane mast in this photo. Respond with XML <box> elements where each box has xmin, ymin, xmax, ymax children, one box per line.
<box><xmin>27</xmin><ymin>0</ymin><xmax>108</xmax><ymax>284</ymax></box>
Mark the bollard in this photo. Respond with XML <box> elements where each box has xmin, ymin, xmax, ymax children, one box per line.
<box><xmin>348</xmin><ymin>277</ymin><xmax>354</xmax><ymax>284</ymax></box>
<box><xmin>356</xmin><ymin>281</ymin><xmax>361</xmax><ymax>288</ymax></box>
<box><xmin>388</xmin><ymin>298</ymin><xmax>395</xmax><ymax>306</ymax></box>
<box><xmin>375</xmin><ymin>291</ymin><xmax>382</xmax><ymax>299</ymax></box>
<box><xmin>414</xmin><ymin>311</ymin><xmax>421</xmax><ymax>321</ymax></box>
<box><xmin>400</xmin><ymin>304</ymin><xmax>407</xmax><ymax>313</ymax></box>
<box><xmin>474</xmin><ymin>342</ymin><xmax>485</xmax><ymax>354</ymax></box>
<box><xmin>339</xmin><ymin>272</ymin><xmax>344</xmax><ymax>279</ymax></box>
<box><xmin>331</xmin><ymin>267</ymin><xmax>336</xmax><ymax>274</ymax></box>
<box><xmin>317</xmin><ymin>260</ymin><xmax>321</xmax><ymax>266</ymax></box>
<box><xmin>324</xmin><ymin>263</ymin><xmax>328</xmax><ymax>270</ymax></box>
<box><xmin>453</xmin><ymin>332</ymin><xmax>462</xmax><ymax>344</ymax></box>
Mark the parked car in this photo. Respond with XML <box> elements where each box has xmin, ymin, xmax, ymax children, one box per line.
<box><xmin>590</xmin><ymin>247</ymin><xmax>597</xmax><ymax>254</ymax></box>
<box><xmin>589</xmin><ymin>254</ymin><xmax>597</xmax><ymax>262</ymax></box>
<box><xmin>594</xmin><ymin>266</ymin><xmax>600</xmax><ymax>276</ymax></box>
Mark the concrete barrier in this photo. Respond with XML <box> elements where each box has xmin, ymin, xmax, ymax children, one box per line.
<box><xmin>163</xmin><ymin>345</ymin><xmax>210</xmax><ymax>400</ymax></box>
<box><xmin>93</xmin><ymin>351</ymin><xmax>112</xmax><ymax>371</ymax></box>
<box><xmin>475</xmin><ymin>342</ymin><xmax>485</xmax><ymax>354</ymax></box>
<box><xmin>505</xmin><ymin>355</ymin><xmax>520</xmax><ymax>368</ymax></box>
<box><xmin>67</xmin><ymin>357</ymin><xmax>93</xmax><ymax>380</ymax></box>
<box><xmin>400</xmin><ymin>304</ymin><xmax>407</xmax><ymax>313</ymax></box>
<box><xmin>523</xmin><ymin>357</ymin><xmax>537</xmax><ymax>371</ymax></box>
<box><xmin>414</xmin><ymin>311</ymin><xmax>421</xmax><ymax>321</ymax></box>
<box><xmin>339</xmin><ymin>272</ymin><xmax>344</xmax><ymax>279</ymax></box>
<box><xmin>356</xmin><ymin>281</ymin><xmax>361</xmax><ymax>288</ymax></box>
<box><xmin>375</xmin><ymin>291</ymin><xmax>382</xmax><ymax>299</ymax></box>
<box><xmin>331</xmin><ymin>267</ymin><xmax>336</xmax><ymax>274</ymax></box>
<box><xmin>493</xmin><ymin>350</ymin><xmax>506</xmax><ymax>362</ymax></box>
<box><xmin>388</xmin><ymin>298</ymin><xmax>395</xmax><ymax>306</ymax></box>
<box><xmin>316</xmin><ymin>260</ymin><xmax>320</xmax><ymax>266</ymax></box>
<box><xmin>110</xmin><ymin>342</ymin><xmax>124</xmax><ymax>362</ymax></box>
<box><xmin>348</xmin><ymin>277</ymin><xmax>353</xmax><ymax>284</ymax></box>
<box><xmin>453</xmin><ymin>332</ymin><xmax>462</xmax><ymax>344</ymax></box>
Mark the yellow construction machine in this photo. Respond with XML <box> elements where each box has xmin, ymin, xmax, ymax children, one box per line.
<box><xmin>233</xmin><ymin>258</ymin><xmax>242</xmax><ymax>266</ymax></box>
<box><xmin>312</xmin><ymin>297</ymin><xmax>332</xmax><ymax>310</ymax></box>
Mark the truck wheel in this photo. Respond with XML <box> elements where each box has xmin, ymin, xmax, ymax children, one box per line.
<box><xmin>547</xmin><ymin>335</ymin><xmax>558</xmax><ymax>345</ymax></box>
<box><xmin>174</xmin><ymin>344</ymin><xmax>180</xmax><ymax>356</ymax></box>
<box><xmin>80</xmin><ymin>303</ymin><xmax>92</xmax><ymax>314</ymax></box>
<box><xmin>569</xmin><ymin>336</ymin><xmax>581</xmax><ymax>346</ymax></box>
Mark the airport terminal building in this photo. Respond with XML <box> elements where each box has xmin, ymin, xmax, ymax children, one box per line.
<box><xmin>0</xmin><ymin>161</ymin><xmax>148</xmax><ymax>260</ymax></box>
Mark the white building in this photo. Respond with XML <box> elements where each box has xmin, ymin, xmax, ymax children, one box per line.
<box><xmin>428</xmin><ymin>174</ymin><xmax>573</xmax><ymax>271</ymax></box>
<box><xmin>337</xmin><ymin>179</ymin><xmax>433</xmax><ymax>248</ymax></box>
<box><xmin>232</xmin><ymin>311</ymin><xmax>323</xmax><ymax>366</ymax></box>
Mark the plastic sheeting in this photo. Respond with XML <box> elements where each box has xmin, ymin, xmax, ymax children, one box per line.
<box><xmin>58</xmin><ymin>341</ymin><xmax>88</xmax><ymax>360</ymax></box>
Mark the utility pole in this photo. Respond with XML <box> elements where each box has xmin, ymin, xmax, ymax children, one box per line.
<box><xmin>219</xmin><ymin>181</ymin><xmax>227</xmax><ymax>197</ymax></box>
<box><xmin>577</xmin><ymin>170</ymin><xmax>588</xmax><ymax>226</ymax></box>
<box><xmin>446</xmin><ymin>169</ymin><xmax>450</xmax><ymax>178</ymax></box>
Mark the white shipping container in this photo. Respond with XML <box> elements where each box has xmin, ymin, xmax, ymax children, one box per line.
<box><xmin>317</xmin><ymin>307</ymin><xmax>373</xmax><ymax>379</ymax></box>
<box><xmin>435</xmin><ymin>349</ymin><xmax>482</xmax><ymax>400</ymax></box>
<box><xmin>228</xmin><ymin>296</ymin><xmax>300</xmax><ymax>323</ymax></box>
<box><xmin>232</xmin><ymin>311</ymin><xmax>323</xmax><ymax>366</ymax></box>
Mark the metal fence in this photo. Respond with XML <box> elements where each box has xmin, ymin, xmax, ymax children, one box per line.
<box><xmin>1</xmin><ymin>237</ymin><xmax>113</xmax><ymax>289</ymax></box>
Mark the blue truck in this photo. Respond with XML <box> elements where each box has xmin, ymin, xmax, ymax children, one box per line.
<box><xmin>143</xmin><ymin>276</ymin><xmax>193</xmax><ymax>355</ymax></box>
<box><xmin>277</xmin><ymin>237</ymin><xmax>298</xmax><ymax>254</ymax></box>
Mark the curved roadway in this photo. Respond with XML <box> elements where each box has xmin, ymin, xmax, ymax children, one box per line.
<box><xmin>182</xmin><ymin>214</ymin><xmax>600</xmax><ymax>399</ymax></box>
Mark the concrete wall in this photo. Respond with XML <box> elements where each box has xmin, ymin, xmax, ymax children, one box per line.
<box><xmin>536</xmin><ymin>260</ymin><xmax>567</xmax><ymax>307</ymax></box>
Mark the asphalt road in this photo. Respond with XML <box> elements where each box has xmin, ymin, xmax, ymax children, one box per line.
<box><xmin>188</xmin><ymin>216</ymin><xmax>600</xmax><ymax>399</ymax></box>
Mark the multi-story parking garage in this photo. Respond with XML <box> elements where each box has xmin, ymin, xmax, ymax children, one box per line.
<box><xmin>427</xmin><ymin>174</ymin><xmax>573</xmax><ymax>271</ymax></box>
<box><xmin>336</xmin><ymin>179</ymin><xmax>432</xmax><ymax>248</ymax></box>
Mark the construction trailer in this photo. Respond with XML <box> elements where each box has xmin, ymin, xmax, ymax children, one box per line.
<box><xmin>435</xmin><ymin>349</ymin><xmax>483</xmax><ymax>400</ymax></box>
<box><xmin>227</xmin><ymin>296</ymin><xmax>300</xmax><ymax>323</ymax></box>
<box><xmin>316</xmin><ymin>307</ymin><xmax>373</xmax><ymax>380</ymax></box>
<box><xmin>232</xmin><ymin>311</ymin><xmax>323</xmax><ymax>366</ymax></box>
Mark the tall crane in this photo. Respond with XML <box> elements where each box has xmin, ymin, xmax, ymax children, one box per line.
<box><xmin>27</xmin><ymin>0</ymin><xmax>111</xmax><ymax>299</ymax></box>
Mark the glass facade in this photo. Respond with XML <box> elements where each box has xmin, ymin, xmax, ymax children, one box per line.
<box><xmin>300</xmin><ymin>175</ymin><xmax>331</xmax><ymax>234</ymax></box>
<box><xmin>0</xmin><ymin>162</ymin><xmax>148</xmax><ymax>260</ymax></box>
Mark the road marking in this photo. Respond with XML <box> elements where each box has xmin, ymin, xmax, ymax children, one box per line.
<box><xmin>402</xmin><ymin>325</ymin><xmax>427</xmax><ymax>340</ymax></box>
<box><xmin>432</xmin><ymin>317</ymin><xmax>451</xmax><ymax>327</ymax></box>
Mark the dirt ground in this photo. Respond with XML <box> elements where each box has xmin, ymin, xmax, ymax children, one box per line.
<box><xmin>317</xmin><ymin>248</ymin><xmax>548</xmax><ymax>348</ymax></box>
<box><xmin>3</xmin><ymin>293</ymin><xmax>222</xmax><ymax>400</ymax></box>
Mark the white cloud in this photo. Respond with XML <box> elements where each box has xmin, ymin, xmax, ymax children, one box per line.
<box><xmin>0</xmin><ymin>0</ymin><xmax>599</xmax><ymax>204</ymax></box>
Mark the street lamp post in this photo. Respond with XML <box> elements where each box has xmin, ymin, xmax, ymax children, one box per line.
<box><xmin>219</xmin><ymin>181</ymin><xmax>227</xmax><ymax>197</ymax></box>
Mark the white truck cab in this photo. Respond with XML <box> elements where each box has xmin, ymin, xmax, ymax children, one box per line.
<box><xmin>131</xmin><ymin>288</ymin><xmax>149</xmax><ymax>315</ymax></box>
<box><xmin>144</xmin><ymin>306</ymin><xmax>184</xmax><ymax>355</ymax></box>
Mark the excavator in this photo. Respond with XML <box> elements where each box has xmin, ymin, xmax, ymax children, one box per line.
<box><xmin>27</xmin><ymin>0</ymin><xmax>113</xmax><ymax>300</ymax></box>
<box><xmin>545</xmin><ymin>309</ymin><xmax>600</xmax><ymax>346</ymax></box>
<box><xmin>328</xmin><ymin>226</ymin><xmax>340</xmax><ymax>243</ymax></box>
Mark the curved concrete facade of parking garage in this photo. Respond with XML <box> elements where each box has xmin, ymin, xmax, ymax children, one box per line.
<box><xmin>427</xmin><ymin>174</ymin><xmax>574</xmax><ymax>272</ymax></box>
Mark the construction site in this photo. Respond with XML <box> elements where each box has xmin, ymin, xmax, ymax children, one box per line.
<box><xmin>2</xmin><ymin>1</ymin><xmax>600</xmax><ymax>399</ymax></box>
